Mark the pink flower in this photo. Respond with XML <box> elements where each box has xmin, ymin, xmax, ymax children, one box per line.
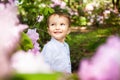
<box><xmin>27</xmin><ymin>29</ymin><xmax>40</xmax><ymax>54</ymax></box>
<box><xmin>78</xmin><ymin>35</ymin><xmax>120</xmax><ymax>80</ymax></box>
<box><xmin>85</xmin><ymin>3</ymin><xmax>94</xmax><ymax>11</ymax></box>
<box><xmin>51</xmin><ymin>0</ymin><xmax>61</xmax><ymax>5</ymax></box>
<box><xmin>0</xmin><ymin>53</ymin><xmax>11</xmax><ymax>78</ymax></box>
<box><xmin>50</xmin><ymin>0</ymin><xmax>66</xmax><ymax>9</ymax></box>
<box><xmin>28</xmin><ymin>42</ymin><xmax>41</xmax><ymax>54</ymax></box>
<box><xmin>0</xmin><ymin>2</ymin><xmax>28</xmax><ymax>78</ymax></box>
<box><xmin>0</xmin><ymin>3</ymin><xmax>5</xmax><ymax>10</ymax></box>
<box><xmin>27</xmin><ymin>29</ymin><xmax>39</xmax><ymax>43</ymax></box>
<box><xmin>11</xmin><ymin>51</ymin><xmax>52</xmax><ymax>73</ymax></box>
<box><xmin>60</xmin><ymin>1</ymin><xmax>66</xmax><ymax>9</ymax></box>
<box><xmin>0</xmin><ymin>3</ymin><xmax>28</xmax><ymax>56</ymax></box>
<box><xmin>37</xmin><ymin>15</ymin><xmax>44</xmax><ymax>22</ymax></box>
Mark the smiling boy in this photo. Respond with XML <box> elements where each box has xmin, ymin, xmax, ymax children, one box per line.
<box><xmin>41</xmin><ymin>12</ymin><xmax>71</xmax><ymax>73</ymax></box>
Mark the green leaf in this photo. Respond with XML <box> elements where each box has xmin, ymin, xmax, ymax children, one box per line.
<box><xmin>48</xmin><ymin>7</ymin><xmax>55</xmax><ymax>13</ymax></box>
<box><xmin>20</xmin><ymin>32</ymin><xmax>33</xmax><ymax>51</ymax></box>
<box><xmin>44</xmin><ymin>7</ymin><xmax>49</xmax><ymax>15</ymax></box>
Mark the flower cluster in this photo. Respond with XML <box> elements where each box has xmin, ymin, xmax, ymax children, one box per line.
<box><xmin>26</xmin><ymin>28</ymin><xmax>41</xmax><ymax>54</ymax></box>
<box><xmin>0</xmin><ymin>3</ymin><xmax>28</xmax><ymax>56</ymax></box>
<box><xmin>11</xmin><ymin>51</ymin><xmax>52</xmax><ymax>73</ymax></box>
<box><xmin>0</xmin><ymin>2</ymin><xmax>28</xmax><ymax>78</ymax></box>
<box><xmin>37</xmin><ymin>15</ymin><xmax>44</xmax><ymax>22</ymax></box>
<box><xmin>50</xmin><ymin>0</ymin><xmax>66</xmax><ymax>9</ymax></box>
<box><xmin>78</xmin><ymin>35</ymin><xmax>120</xmax><ymax>80</ymax></box>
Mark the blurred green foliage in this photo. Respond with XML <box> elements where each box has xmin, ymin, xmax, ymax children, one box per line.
<box><xmin>67</xmin><ymin>26</ymin><xmax>120</xmax><ymax>72</ymax></box>
<box><xmin>11</xmin><ymin>73</ymin><xmax>62</xmax><ymax>80</ymax></box>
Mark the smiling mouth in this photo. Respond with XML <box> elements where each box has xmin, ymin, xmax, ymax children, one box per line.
<box><xmin>54</xmin><ymin>32</ymin><xmax>62</xmax><ymax>34</ymax></box>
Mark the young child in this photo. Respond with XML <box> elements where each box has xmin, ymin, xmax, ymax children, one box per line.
<box><xmin>41</xmin><ymin>12</ymin><xmax>71</xmax><ymax>73</ymax></box>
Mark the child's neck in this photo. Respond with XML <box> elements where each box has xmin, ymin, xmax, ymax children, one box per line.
<box><xmin>52</xmin><ymin>37</ymin><xmax>65</xmax><ymax>43</ymax></box>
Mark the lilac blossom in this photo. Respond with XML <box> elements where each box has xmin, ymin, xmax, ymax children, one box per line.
<box><xmin>96</xmin><ymin>15</ymin><xmax>104</xmax><ymax>24</ymax></box>
<box><xmin>11</xmin><ymin>50</ymin><xmax>52</xmax><ymax>73</ymax></box>
<box><xmin>0</xmin><ymin>3</ymin><xmax>5</xmax><ymax>10</ymax></box>
<box><xmin>103</xmin><ymin>10</ymin><xmax>111</xmax><ymax>19</ymax></box>
<box><xmin>50</xmin><ymin>0</ymin><xmax>66</xmax><ymax>9</ymax></box>
<box><xmin>27</xmin><ymin>29</ymin><xmax>40</xmax><ymax>54</ymax></box>
<box><xmin>78</xmin><ymin>35</ymin><xmax>120</xmax><ymax>80</ymax></box>
<box><xmin>85</xmin><ymin>3</ymin><xmax>94</xmax><ymax>11</ymax></box>
<box><xmin>37</xmin><ymin>15</ymin><xmax>44</xmax><ymax>22</ymax></box>
<box><xmin>27</xmin><ymin>29</ymin><xmax>39</xmax><ymax>43</ymax></box>
<box><xmin>28</xmin><ymin>42</ymin><xmax>40</xmax><ymax>54</ymax></box>
<box><xmin>0</xmin><ymin>2</ymin><xmax>28</xmax><ymax>56</ymax></box>
<box><xmin>60</xmin><ymin>1</ymin><xmax>66</xmax><ymax>9</ymax></box>
<box><xmin>51</xmin><ymin>0</ymin><xmax>61</xmax><ymax>5</ymax></box>
<box><xmin>0</xmin><ymin>2</ymin><xmax>28</xmax><ymax>79</ymax></box>
<box><xmin>66</xmin><ymin>7</ymin><xmax>78</xmax><ymax>16</ymax></box>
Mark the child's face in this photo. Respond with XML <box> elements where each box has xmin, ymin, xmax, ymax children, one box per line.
<box><xmin>48</xmin><ymin>15</ymin><xmax>70</xmax><ymax>42</ymax></box>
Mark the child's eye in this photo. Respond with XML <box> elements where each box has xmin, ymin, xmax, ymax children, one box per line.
<box><xmin>51</xmin><ymin>24</ymin><xmax>55</xmax><ymax>26</ymax></box>
<box><xmin>61</xmin><ymin>23</ymin><xmax>65</xmax><ymax>26</ymax></box>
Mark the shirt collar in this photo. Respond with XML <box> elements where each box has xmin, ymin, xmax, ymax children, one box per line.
<box><xmin>50</xmin><ymin>37</ymin><xmax>66</xmax><ymax>47</ymax></box>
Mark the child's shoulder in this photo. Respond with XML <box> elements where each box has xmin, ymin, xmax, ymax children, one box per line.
<box><xmin>64</xmin><ymin>42</ymin><xmax>69</xmax><ymax>46</ymax></box>
<box><xmin>43</xmin><ymin>40</ymin><xmax>55</xmax><ymax>48</ymax></box>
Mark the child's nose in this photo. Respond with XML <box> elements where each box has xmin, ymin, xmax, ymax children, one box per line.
<box><xmin>55</xmin><ymin>25</ymin><xmax>60</xmax><ymax>29</ymax></box>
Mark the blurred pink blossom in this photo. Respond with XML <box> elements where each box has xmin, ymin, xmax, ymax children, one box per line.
<box><xmin>0</xmin><ymin>2</ymin><xmax>28</xmax><ymax>79</ymax></box>
<box><xmin>97</xmin><ymin>15</ymin><xmax>104</xmax><ymax>24</ymax></box>
<box><xmin>0</xmin><ymin>3</ymin><xmax>5</xmax><ymax>10</ymax></box>
<box><xmin>27</xmin><ymin>29</ymin><xmax>39</xmax><ymax>43</ymax></box>
<box><xmin>51</xmin><ymin>0</ymin><xmax>61</xmax><ymax>5</ymax></box>
<box><xmin>28</xmin><ymin>42</ymin><xmax>40</xmax><ymax>54</ymax></box>
<box><xmin>85</xmin><ymin>3</ymin><xmax>94</xmax><ymax>11</ymax></box>
<box><xmin>103</xmin><ymin>10</ymin><xmax>111</xmax><ymax>19</ymax></box>
<box><xmin>37</xmin><ymin>15</ymin><xmax>44</xmax><ymax>22</ymax></box>
<box><xmin>0</xmin><ymin>3</ymin><xmax>28</xmax><ymax>56</ymax></box>
<box><xmin>50</xmin><ymin>0</ymin><xmax>66</xmax><ymax>9</ymax></box>
<box><xmin>67</xmin><ymin>7</ymin><xmax>78</xmax><ymax>16</ymax></box>
<box><xmin>78</xmin><ymin>35</ymin><xmax>120</xmax><ymax>80</ymax></box>
<box><xmin>60</xmin><ymin>1</ymin><xmax>66</xmax><ymax>9</ymax></box>
<box><xmin>11</xmin><ymin>50</ymin><xmax>52</xmax><ymax>73</ymax></box>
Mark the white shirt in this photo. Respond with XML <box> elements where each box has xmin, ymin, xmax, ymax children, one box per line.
<box><xmin>41</xmin><ymin>37</ymin><xmax>71</xmax><ymax>73</ymax></box>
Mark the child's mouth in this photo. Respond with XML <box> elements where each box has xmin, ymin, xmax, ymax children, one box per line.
<box><xmin>54</xmin><ymin>32</ymin><xmax>62</xmax><ymax>34</ymax></box>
